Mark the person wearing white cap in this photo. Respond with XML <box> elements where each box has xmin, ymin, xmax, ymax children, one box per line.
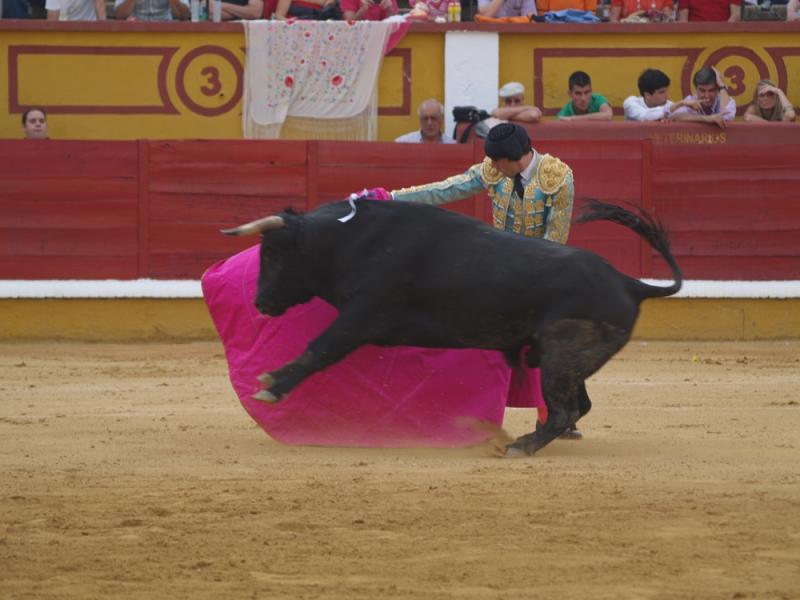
<box><xmin>478</xmin><ymin>0</ymin><xmax>537</xmax><ymax>18</ymax></box>
<box><xmin>491</xmin><ymin>81</ymin><xmax>542</xmax><ymax>123</ymax></box>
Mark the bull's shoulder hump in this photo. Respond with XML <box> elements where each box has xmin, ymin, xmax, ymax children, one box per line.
<box><xmin>536</xmin><ymin>154</ymin><xmax>572</xmax><ymax>195</ymax></box>
<box><xmin>480</xmin><ymin>157</ymin><xmax>504</xmax><ymax>185</ymax></box>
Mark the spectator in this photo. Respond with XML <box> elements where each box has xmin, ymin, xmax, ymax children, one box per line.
<box><xmin>491</xmin><ymin>81</ymin><xmax>542</xmax><ymax>123</ymax></box>
<box><xmin>743</xmin><ymin>79</ymin><xmax>797</xmax><ymax>122</ymax></box>
<box><xmin>2</xmin><ymin>0</ymin><xmax>32</xmax><ymax>17</ymax></box>
<box><xmin>668</xmin><ymin>66</ymin><xmax>736</xmax><ymax>129</ymax></box>
<box><xmin>609</xmin><ymin>0</ymin><xmax>674</xmax><ymax>21</ymax></box>
<box><xmin>623</xmin><ymin>68</ymin><xmax>673</xmax><ymax>121</ymax></box>
<box><xmin>273</xmin><ymin>0</ymin><xmax>345</xmax><ymax>18</ymax></box>
<box><xmin>220</xmin><ymin>0</ymin><xmax>263</xmax><ymax>19</ymax></box>
<box><xmin>536</xmin><ymin>0</ymin><xmax>597</xmax><ymax>13</ymax></box>
<box><xmin>340</xmin><ymin>0</ymin><xmax>397</xmax><ymax>19</ymax></box>
<box><xmin>22</xmin><ymin>108</ymin><xmax>48</xmax><ymax>140</ymax></box>
<box><xmin>395</xmin><ymin>99</ymin><xmax>456</xmax><ymax>144</ymax></box>
<box><xmin>788</xmin><ymin>0</ymin><xmax>799</xmax><ymax>20</ymax></box>
<box><xmin>46</xmin><ymin>0</ymin><xmax>106</xmax><ymax>19</ymax></box>
<box><xmin>556</xmin><ymin>71</ymin><xmax>613</xmax><ymax>121</ymax></box>
<box><xmin>677</xmin><ymin>0</ymin><xmax>742</xmax><ymax>21</ymax></box>
<box><xmin>478</xmin><ymin>0</ymin><xmax>537</xmax><ymax>18</ymax></box>
<box><xmin>623</xmin><ymin>68</ymin><xmax>703</xmax><ymax>121</ymax></box>
<box><xmin>114</xmin><ymin>0</ymin><xmax>189</xmax><ymax>19</ymax></box>
<box><xmin>405</xmin><ymin>0</ymin><xmax>449</xmax><ymax>18</ymax></box>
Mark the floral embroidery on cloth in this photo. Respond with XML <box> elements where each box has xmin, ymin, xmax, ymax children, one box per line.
<box><xmin>243</xmin><ymin>21</ymin><xmax>406</xmax><ymax>138</ymax></box>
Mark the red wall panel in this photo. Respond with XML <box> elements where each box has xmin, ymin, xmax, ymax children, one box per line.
<box><xmin>1</xmin><ymin>131</ymin><xmax>798</xmax><ymax>282</ymax></box>
<box><xmin>0</xmin><ymin>140</ymin><xmax>139</xmax><ymax>279</ymax></box>
<box><xmin>545</xmin><ymin>139</ymin><xmax>645</xmax><ymax>277</ymax></box>
<box><xmin>652</xmin><ymin>144</ymin><xmax>800</xmax><ymax>280</ymax></box>
<box><xmin>144</xmin><ymin>140</ymin><xmax>310</xmax><ymax>278</ymax></box>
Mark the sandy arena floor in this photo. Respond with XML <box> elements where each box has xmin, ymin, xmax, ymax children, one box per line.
<box><xmin>1</xmin><ymin>340</ymin><xmax>798</xmax><ymax>599</ymax></box>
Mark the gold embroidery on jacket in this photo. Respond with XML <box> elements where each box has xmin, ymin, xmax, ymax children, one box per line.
<box><xmin>491</xmin><ymin>179</ymin><xmax>512</xmax><ymax>230</ymax></box>
<box><xmin>492</xmin><ymin>179</ymin><xmax>546</xmax><ymax>238</ymax></box>
<box><xmin>511</xmin><ymin>192</ymin><xmax>524</xmax><ymax>235</ymax></box>
<box><xmin>520</xmin><ymin>181</ymin><xmax>536</xmax><ymax>235</ymax></box>
<box><xmin>543</xmin><ymin>175</ymin><xmax>574</xmax><ymax>245</ymax></box>
<box><xmin>480</xmin><ymin>157</ymin><xmax>504</xmax><ymax>185</ymax></box>
<box><xmin>535</xmin><ymin>154</ymin><xmax>571</xmax><ymax>196</ymax></box>
<box><xmin>490</xmin><ymin>154</ymin><xmax>574</xmax><ymax>239</ymax></box>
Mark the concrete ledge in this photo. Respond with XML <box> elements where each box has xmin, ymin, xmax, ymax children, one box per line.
<box><xmin>2</xmin><ymin>297</ymin><xmax>799</xmax><ymax>341</ymax></box>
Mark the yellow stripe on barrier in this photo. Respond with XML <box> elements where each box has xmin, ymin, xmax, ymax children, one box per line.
<box><xmin>0</xmin><ymin>299</ymin><xmax>216</xmax><ymax>341</ymax></box>
<box><xmin>1</xmin><ymin>297</ymin><xmax>799</xmax><ymax>341</ymax></box>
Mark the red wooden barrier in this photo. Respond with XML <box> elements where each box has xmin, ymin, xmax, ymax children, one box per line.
<box><xmin>456</xmin><ymin>121</ymin><xmax>800</xmax><ymax>146</ymax></box>
<box><xmin>0</xmin><ymin>141</ymin><xmax>138</xmax><ymax>279</ymax></box>
<box><xmin>1</xmin><ymin>132</ymin><xmax>798</xmax><ymax>282</ymax></box>
<box><xmin>651</xmin><ymin>143</ymin><xmax>800</xmax><ymax>280</ymax></box>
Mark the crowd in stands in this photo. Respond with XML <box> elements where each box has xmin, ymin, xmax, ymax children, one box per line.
<box><xmin>6</xmin><ymin>0</ymin><xmax>796</xmax><ymax>138</ymax></box>
<box><xmin>394</xmin><ymin>66</ymin><xmax>796</xmax><ymax>144</ymax></box>
<box><xmin>2</xmin><ymin>0</ymin><xmax>799</xmax><ymax>20</ymax></box>
<box><xmin>18</xmin><ymin>63</ymin><xmax>797</xmax><ymax>140</ymax></box>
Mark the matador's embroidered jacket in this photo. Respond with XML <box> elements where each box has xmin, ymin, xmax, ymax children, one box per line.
<box><xmin>391</xmin><ymin>153</ymin><xmax>574</xmax><ymax>244</ymax></box>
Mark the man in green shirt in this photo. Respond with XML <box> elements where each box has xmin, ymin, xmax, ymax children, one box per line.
<box><xmin>556</xmin><ymin>71</ymin><xmax>613</xmax><ymax>121</ymax></box>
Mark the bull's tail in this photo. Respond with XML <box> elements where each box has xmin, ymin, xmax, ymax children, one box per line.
<box><xmin>577</xmin><ymin>199</ymin><xmax>683</xmax><ymax>299</ymax></box>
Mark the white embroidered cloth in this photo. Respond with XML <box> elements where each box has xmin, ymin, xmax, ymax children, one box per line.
<box><xmin>242</xmin><ymin>20</ymin><xmax>395</xmax><ymax>139</ymax></box>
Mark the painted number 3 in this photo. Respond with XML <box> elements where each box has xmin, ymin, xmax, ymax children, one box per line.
<box><xmin>200</xmin><ymin>66</ymin><xmax>222</xmax><ymax>96</ymax></box>
<box><xmin>175</xmin><ymin>46</ymin><xmax>243</xmax><ymax>116</ymax></box>
<box><xmin>724</xmin><ymin>65</ymin><xmax>746</xmax><ymax>96</ymax></box>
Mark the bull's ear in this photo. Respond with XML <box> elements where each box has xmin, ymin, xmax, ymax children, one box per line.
<box><xmin>221</xmin><ymin>216</ymin><xmax>285</xmax><ymax>236</ymax></box>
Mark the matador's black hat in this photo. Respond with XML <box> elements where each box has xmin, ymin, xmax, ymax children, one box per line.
<box><xmin>484</xmin><ymin>122</ymin><xmax>532</xmax><ymax>161</ymax></box>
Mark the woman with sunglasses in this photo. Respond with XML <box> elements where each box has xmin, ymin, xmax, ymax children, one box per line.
<box><xmin>743</xmin><ymin>80</ymin><xmax>796</xmax><ymax>123</ymax></box>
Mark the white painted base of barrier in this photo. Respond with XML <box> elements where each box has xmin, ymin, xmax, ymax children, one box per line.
<box><xmin>0</xmin><ymin>280</ymin><xmax>799</xmax><ymax>299</ymax></box>
<box><xmin>0</xmin><ymin>280</ymin><xmax>202</xmax><ymax>298</ymax></box>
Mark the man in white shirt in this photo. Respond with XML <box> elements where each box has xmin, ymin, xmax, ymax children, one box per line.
<box><xmin>46</xmin><ymin>0</ymin><xmax>105</xmax><ymax>19</ymax></box>
<box><xmin>623</xmin><ymin>69</ymin><xmax>673</xmax><ymax>121</ymax></box>
<box><xmin>395</xmin><ymin>99</ymin><xmax>456</xmax><ymax>144</ymax></box>
<box><xmin>623</xmin><ymin>68</ymin><xmax>697</xmax><ymax>121</ymax></box>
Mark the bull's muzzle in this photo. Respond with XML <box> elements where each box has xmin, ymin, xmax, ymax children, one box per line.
<box><xmin>255</xmin><ymin>301</ymin><xmax>285</xmax><ymax>317</ymax></box>
<box><xmin>221</xmin><ymin>216</ymin><xmax>285</xmax><ymax>236</ymax></box>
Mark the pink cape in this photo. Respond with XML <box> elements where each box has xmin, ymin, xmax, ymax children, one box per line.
<box><xmin>202</xmin><ymin>198</ymin><xmax>544</xmax><ymax>448</ymax></box>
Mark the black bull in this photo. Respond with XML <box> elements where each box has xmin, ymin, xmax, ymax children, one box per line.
<box><xmin>222</xmin><ymin>199</ymin><xmax>683</xmax><ymax>456</ymax></box>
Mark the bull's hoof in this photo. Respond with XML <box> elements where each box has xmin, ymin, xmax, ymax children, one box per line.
<box><xmin>252</xmin><ymin>389</ymin><xmax>280</xmax><ymax>403</ymax></box>
<box><xmin>487</xmin><ymin>438</ymin><xmax>509</xmax><ymax>458</ymax></box>
<box><xmin>503</xmin><ymin>444</ymin><xmax>530</xmax><ymax>458</ymax></box>
<box><xmin>257</xmin><ymin>372</ymin><xmax>274</xmax><ymax>386</ymax></box>
<box><xmin>504</xmin><ymin>434</ymin><xmax>539</xmax><ymax>457</ymax></box>
<box><xmin>559</xmin><ymin>426</ymin><xmax>583</xmax><ymax>440</ymax></box>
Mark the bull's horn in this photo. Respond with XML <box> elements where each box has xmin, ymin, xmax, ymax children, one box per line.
<box><xmin>220</xmin><ymin>216</ymin><xmax>285</xmax><ymax>236</ymax></box>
